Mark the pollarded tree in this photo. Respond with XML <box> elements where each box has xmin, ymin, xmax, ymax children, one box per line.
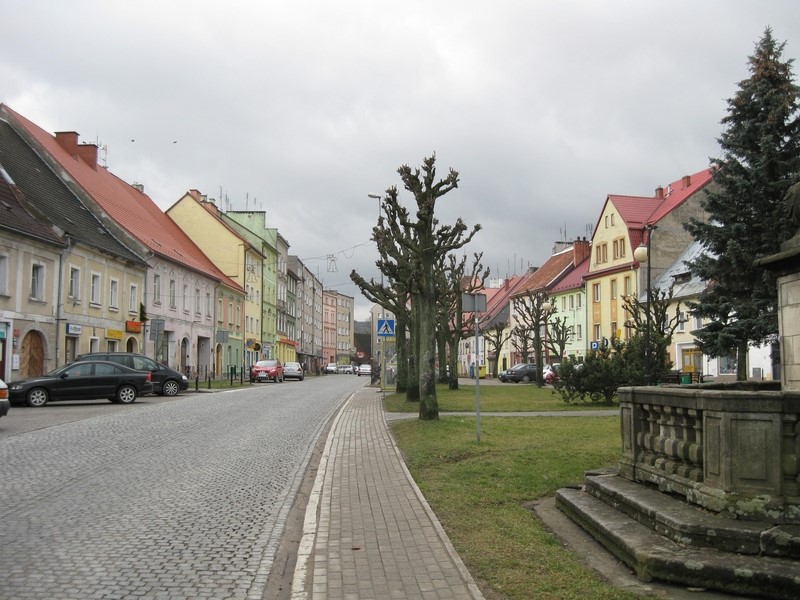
<box><xmin>483</xmin><ymin>321</ymin><xmax>511</xmax><ymax>378</ymax></box>
<box><xmin>512</xmin><ymin>290</ymin><xmax>551</xmax><ymax>386</ymax></box>
<box><xmin>379</xmin><ymin>154</ymin><xmax>481</xmax><ymax>420</ymax></box>
<box><xmin>435</xmin><ymin>252</ymin><xmax>488</xmax><ymax>389</ymax></box>
<box><xmin>684</xmin><ymin>27</ymin><xmax>800</xmax><ymax>380</ymax></box>
<box><xmin>545</xmin><ymin>315</ymin><xmax>571</xmax><ymax>363</ymax></box>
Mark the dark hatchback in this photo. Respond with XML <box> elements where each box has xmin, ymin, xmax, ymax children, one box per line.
<box><xmin>75</xmin><ymin>352</ymin><xmax>189</xmax><ymax>396</ymax></box>
<box><xmin>8</xmin><ymin>360</ymin><xmax>153</xmax><ymax>407</ymax></box>
<box><xmin>498</xmin><ymin>363</ymin><xmax>538</xmax><ymax>383</ymax></box>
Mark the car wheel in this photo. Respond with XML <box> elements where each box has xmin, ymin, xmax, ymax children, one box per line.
<box><xmin>162</xmin><ymin>380</ymin><xmax>180</xmax><ymax>397</ymax></box>
<box><xmin>116</xmin><ymin>385</ymin><xmax>137</xmax><ymax>404</ymax></box>
<box><xmin>26</xmin><ymin>387</ymin><xmax>49</xmax><ymax>407</ymax></box>
<box><xmin>521</xmin><ymin>375</ymin><xmax>531</xmax><ymax>383</ymax></box>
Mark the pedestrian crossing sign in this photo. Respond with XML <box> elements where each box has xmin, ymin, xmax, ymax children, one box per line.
<box><xmin>377</xmin><ymin>319</ymin><xmax>395</xmax><ymax>337</ymax></box>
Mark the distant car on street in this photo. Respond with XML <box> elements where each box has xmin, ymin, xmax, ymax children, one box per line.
<box><xmin>250</xmin><ymin>359</ymin><xmax>284</xmax><ymax>383</ymax></box>
<box><xmin>283</xmin><ymin>362</ymin><xmax>304</xmax><ymax>381</ymax></box>
<box><xmin>543</xmin><ymin>363</ymin><xmax>560</xmax><ymax>384</ymax></box>
<box><xmin>75</xmin><ymin>352</ymin><xmax>188</xmax><ymax>396</ymax></box>
<box><xmin>338</xmin><ymin>364</ymin><xmax>354</xmax><ymax>374</ymax></box>
<box><xmin>498</xmin><ymin>363</ymin><xmax>537</xmax><ymax>383</ymax></box>
<box><xmin>8</xmin><ymin>360</ymin><xmax>153</xmax><ymax>407</ymax></box>
<box><xmin>0</xmin><ymin>378</ymin><xmax>9</xmax><ymax>419</ymax></box>
<box><xmin>357</xmin><ymin>364</ymin><xmax>372</xmax><ymax>377</ymax></box>
<box><xmin>324</xmin><ymin>363</ymin><xmax>338</xmax><ymax>374</ymax></box>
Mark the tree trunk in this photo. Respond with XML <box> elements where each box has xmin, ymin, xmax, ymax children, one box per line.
<box><xmin>737</xmin><ymin>340</ymin><xmax>748</xmax><ymax>381</ymax></box>
<box><xmin>417</xmin><ymin>280</ymin><xmax>439</xmax><ymax>420</ymax></box>
<box><xmin>406</xmin><ymin>302</ymin><xmax>420</xmax><ymax>402</ymax></box>
<box><xmin>447</xmin><ymin>335</ymin><xmax>459</xmax><ymax>390</ymax></box>
<box><xmin>437</xmin><ymin>332</ymin><xmax>449</xmax><ymax>385</ymax></box>
<box><xmin>395</xmin><ymin>319</ymin><xmax>408</xmax><ymax>394</ymax></box>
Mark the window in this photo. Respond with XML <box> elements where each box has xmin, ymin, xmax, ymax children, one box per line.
<box><xmin>169</xmin><ymin>279</ymin><xmax>176</xmax><ymax>309</ymax></box>
<box><xmin>69</xmin><ymin>267</ymin><xmax>80</xmax><ymax>299</ymax></box>
<box><xmin>31</xmin><ymin>263</ymin><xmax>45</xmax><ymax>301</ymax></box>
<box><xmin>153</xmin><ymin>274</ymin><xmax>162</xmax><ymax>305</ymax></box>
<box><xmin>595</xmin><ymin>243</ymin><xmax>608</xmax><ymax>264</ymax></box>
<box><xmin>592</xmin><ymin>283</ymin><xmax>601</xmax><ymax>303</ymax></box>
<box><xmin>576</xmin><ymin>324</ymin><xmax>582</xmax><ymax>340</ymax></box>
<box><xmin>183</xmin><ymin>284</ymin><xmax>189</xmax><ymax>312</ymax></box>
<box><xmin>610</xmin><ymin>279</ymin><xmax>617</xmax><ymax>300</ymax></box>
<box><xmin>576</xmin><ymin>293</ymin><xmax>582</xmax><ymax>309</ymax></box>
<box><xmin>624</xmin><ymin>276</ymin><xmax>632</xmax><ymax>297</ymax></box>
<box><xmin>195</xmin><ymin>288</ymin><xmax>201</xmax><ymax>315</ymax></box>
<box><xmin>593</xmin><ymin>324</ymin><xmax>601</xmax><ymax>341</ymax></box>
<box><xmin>611</xmin><ymin>321</ymin><xmax>618</xmax><ymax>338</ymax></box>
<box><xmin>561</xmin><ymin>296</ymin><xmax>566</xmax><ymax>311</ymax></box>
<box><xmin>677</xmin><ymin>311</ymin><xmax>686</xmax><ymax>332</ymax></box>
<box><xmin>109</xmin><ymin>279</ymin><xmax>119</xmax><ymax>309</ymax></box>
<box><xmin>129</xmin><ymin>284</ymin><xmax>138</xmax><ymax>313</ymax></box>
<box><xmin>218</xmin><ymin>298</ymin><xmax>224</xmax><ymax>323</ymax></box>
<box><xmin>569</xmin><ymin>295</ymin><xmax>574</xmax><ymax>310</ymax></box>
<box><xmin>206</xmin><ymin>292</ymin><xmax>212</xmax><ymax>317</ymax></box>
<box><xmin>90</xmin><ymin>273</ymin><xmax>101</xmax><ymax>304</ymax></box>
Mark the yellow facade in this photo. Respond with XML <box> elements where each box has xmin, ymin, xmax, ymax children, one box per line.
<box><xmin>586</xmin><ymin>204</ymin><xmax>640</xmax><ymax>347</ymax></box>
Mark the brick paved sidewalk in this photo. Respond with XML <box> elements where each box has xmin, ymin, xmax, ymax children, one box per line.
<box><xmin>291</xmin><ymin>389</ymin><xmax>484</xmax><ymax>600</ymax></box>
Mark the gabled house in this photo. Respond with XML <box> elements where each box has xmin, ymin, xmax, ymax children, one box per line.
<box><xmin>510</xmin><ymin>239</ymin><xmax>591</xmax><ymax>365</ymax></box>
<box><xmin>0</xmin><ymin>106</ymin><xmax>150</xmax><ymax>377</ymax></box>
<box><xmin>547</xmin><ymin>254</ymin><xmax>590</xmax><ymax>360</ymax></box>
<box><xmin>468</xmin><ymin>275</ymin><xmax>528</xmax><ymax>377</ymax></box>
<box><xmin>653</xmin><ymin>240</ymin><xmax>776</xmax><ymax>381</ymax></box>
<box><xmin>1</xmin><ymin>104</ymin><xmax>246</xmax><ymax>378</ymax></box>
<box><xmin>584</xmin><ymin>168</ymin><xmax>712</xmax><ymax>349</ymax></box>
<box><xmin>0</xmin><ymin>168</ymin><xmax>66</xmax><ymax>380</ymax></box>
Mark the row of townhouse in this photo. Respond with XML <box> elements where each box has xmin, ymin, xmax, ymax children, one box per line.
<box><xmin>462</xmin><ymin>167</ymin><xmax>775</xmax><ymax>382</ymax></box>
<box><xmin>0</xmin><ymin>103</ymin><xmax>354</xmax><ymax>382</ymax></box>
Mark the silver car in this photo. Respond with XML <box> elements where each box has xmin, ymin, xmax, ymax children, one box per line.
<box><xmin>284</xmin><ymin>362</ymin><xmax>304</xmax><ymax>381</ymax></box>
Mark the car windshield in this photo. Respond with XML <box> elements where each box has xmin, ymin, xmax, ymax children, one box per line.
<box><xmin>255</xmin><ymin>360</ymin><xmax>277</xmax><ymax>367</ymax></box>
<box><xmin>285</xmin><ymin>362</ymin><xmax>300</xmax><ymax>368</ymax></box>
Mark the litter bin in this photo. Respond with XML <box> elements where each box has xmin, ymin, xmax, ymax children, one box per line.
<box><xmin>478</xmin><ymin>365</ymin><xmax>487</xmax><ymax>379</ymax></box>
<box><xmin>680</xmin><ymin>373</ymin><xmax>692</xmax><ymax>384</ymax></box>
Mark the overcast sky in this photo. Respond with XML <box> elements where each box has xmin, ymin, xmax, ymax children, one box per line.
<box><xmin>3</xmin><ymin>1</ymin><xmax>800</xmax><ymax>319</ymax></box>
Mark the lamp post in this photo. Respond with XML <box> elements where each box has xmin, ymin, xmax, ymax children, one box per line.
<box><xmin>633</xmin><ymin>225</ymin><xmax>654</xmax><ymax>385</ymax></box>
<box><xmin>368</xmin><ymin>193</ymin><xmax>384</xmax><ymax>395</ymax></box>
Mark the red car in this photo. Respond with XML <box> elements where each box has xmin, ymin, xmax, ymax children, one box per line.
<box><xmin>250</xmin><ymin>359</ymin><xmax>284</xmax><ymax>383</ymax></box>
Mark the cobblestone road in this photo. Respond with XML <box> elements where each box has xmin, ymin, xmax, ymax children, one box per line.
<box><xmin>0</xmin><ymin>376</ymin><xmax>364</xmax><ymax>600</ymax></box>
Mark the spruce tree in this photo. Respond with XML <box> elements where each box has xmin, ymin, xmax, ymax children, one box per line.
<box><xmin>684</xmin><ymin>27</ymin><xmax>800</xmax><ymax>380</ymax></box>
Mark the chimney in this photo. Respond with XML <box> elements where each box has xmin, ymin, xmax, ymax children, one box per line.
<box><xmin>572</xmin><ymin>237</ymin><xmax>590</xmax><ymax>265</ymax></box>
<box><xmin>682</xmin><ymin>175</ymin><xmax>691</xmax><ymax>188</ymax></box>
<box><xmin>54</xmin><ymin>131</ymin><xmax>98</xmax><ymax>169</ymax></box>
<box><xmin>132</xmin><ymin>182</ymin><xmax>144</xmax><ymax>194</ymax></box>
<box><xmin>55</xmin><ymin>131</ymin><xmax>79</xmax><ymax>155</ymax></box>
<box><xmin>655</xmin><ymin>186</ymin><xmax>664</xmax><ymax>199</ymax></box>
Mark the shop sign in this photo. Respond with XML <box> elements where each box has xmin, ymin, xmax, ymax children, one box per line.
<box><xmin>126</xmin><ymin>320</ymin><xmax>142</xmax><ymax>333</ymax></box>
<box><xmin>66</xmin><ymin>323</ymin><xmax>83</xmax><ymax>335</ymax></box>
<box><xmin>106</xmin><ymin>329</ymin><xmax>124</xmax><ymax>340</ymax></box>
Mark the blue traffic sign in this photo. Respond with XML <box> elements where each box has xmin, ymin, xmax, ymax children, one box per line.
<box><xmin>377</xmin><ymin>319</ymin><xmax>395</xmax><ymax>337</ymax></box>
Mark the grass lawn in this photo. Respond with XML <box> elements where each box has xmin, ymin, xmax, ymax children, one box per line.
<box><xmin>390</xmin><ymin>413</ymin><xmax>639</xmax><ymax>599</ymax></box>
<box><xmin>382</xmin><ymin>382</ymin><xmax>616</xmax><ymax>412</ymax></box>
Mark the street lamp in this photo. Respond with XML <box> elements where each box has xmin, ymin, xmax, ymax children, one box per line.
<box><xmin>633</xmin><ymin>225</ymin><xmax>654</xmax><ymax>385</ymax></box>
<box><xmin>368</xmin><ymin>193</ymin><xmax>384</xmax><ymax>396</ymax></box>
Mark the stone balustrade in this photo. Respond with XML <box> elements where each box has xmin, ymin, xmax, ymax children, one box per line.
<box><xmin>618</xmin><ymin>383</ymin><xmax>800</xmax><ymax>523</ymax></box>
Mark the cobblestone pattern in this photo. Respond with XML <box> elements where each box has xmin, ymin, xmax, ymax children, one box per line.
<box><xmin>307</xmin><ymin>390</ymin><xmax>484</xmax><ymax>600</ymax></box>
<box><xmin>0</xmin><ymin>377</ymin><xmax>362</xmax><ymax>599</ymax></box>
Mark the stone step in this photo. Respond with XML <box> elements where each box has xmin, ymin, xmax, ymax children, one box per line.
<box><xmin>583</xmin><ymin>473</ymin><xmax>800</xmax><ymax>559</ymax></box>
<box><xmin>556</xmin><ymin>486</ymin><xmax>800</xmax><ymax>599</ymax></box>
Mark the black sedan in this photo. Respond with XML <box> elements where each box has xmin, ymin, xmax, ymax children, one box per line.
<box><xmin>498</xmin><ymin>363</ymin><xmax>538</xmax><ymax>383</ymax></box>
<box><xmin>8</xmin><ymin>360</ymin><xmax>154</xmax><ymax>407</ymax></box>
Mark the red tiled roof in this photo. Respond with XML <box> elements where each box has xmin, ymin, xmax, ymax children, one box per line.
<box><xmin>514</xmin><ymin>248</ymin><xmax>575</xmax><ymax>296</ymax></box>
<box><xmin>3</xmin><ymin>105</ymin><xmax>241</xmax><ymax>291</ymax></box>
<box><xmin>605</xmin><ymin>168</ymin><xmax>713</xmax><ymax>234</ymax></box>
<box><xmin>550</xmin><ymin>256</ymin><xmax>589</xmax><ymax>294</ymax></box>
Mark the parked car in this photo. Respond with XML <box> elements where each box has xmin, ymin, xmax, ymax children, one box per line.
<box><xmin>499</xmin><ymin>363</ymin><xmax>538</xmax><ymax>383</ymax></box>
<box><xmin>324</xmin><ymin>363</ymin><xmax>338</xmax><ymax>374</ymax></box>
<box><xmin>358</xmin><ymin>364</ymin><xmax>372</xmax><ymax>377</ymax></box>
<box><xmin>338</xmin><ymin>364</ymin><xmax>354</xmax><ymax>374</ymax></box>
<box><xmin>0</xmin><ymin>378</ymin><xmax>9</xmax><ymax>419</ymax></box>
<box><xmin>75</xmin><ymin>352</ymin><xmax>188</xmax><ymax>396</ymax></box>
<box><xmin>283</xmin><ymin>361</ymin><xmax>304</xmax><ymax>381</ymax></box>
<box><xmin>543</xmin><ymin>363</ymin><xmax>561</xmax><ymax>384</ymax></box>
<box><xmin>8</xmin><ymin>360</ymin><xmax>153</xmax><ymax>407</ymax></box>
<box><xmin>250</xmin><ymin>359</ymin><xmax>284</xmax><ymax>383</ymax></box>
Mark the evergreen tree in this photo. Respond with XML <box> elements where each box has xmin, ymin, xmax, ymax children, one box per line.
<box><xmin>684</xmin><ymin>28</ymin><xmax>800</xmax><ymax>380</ymax></box>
